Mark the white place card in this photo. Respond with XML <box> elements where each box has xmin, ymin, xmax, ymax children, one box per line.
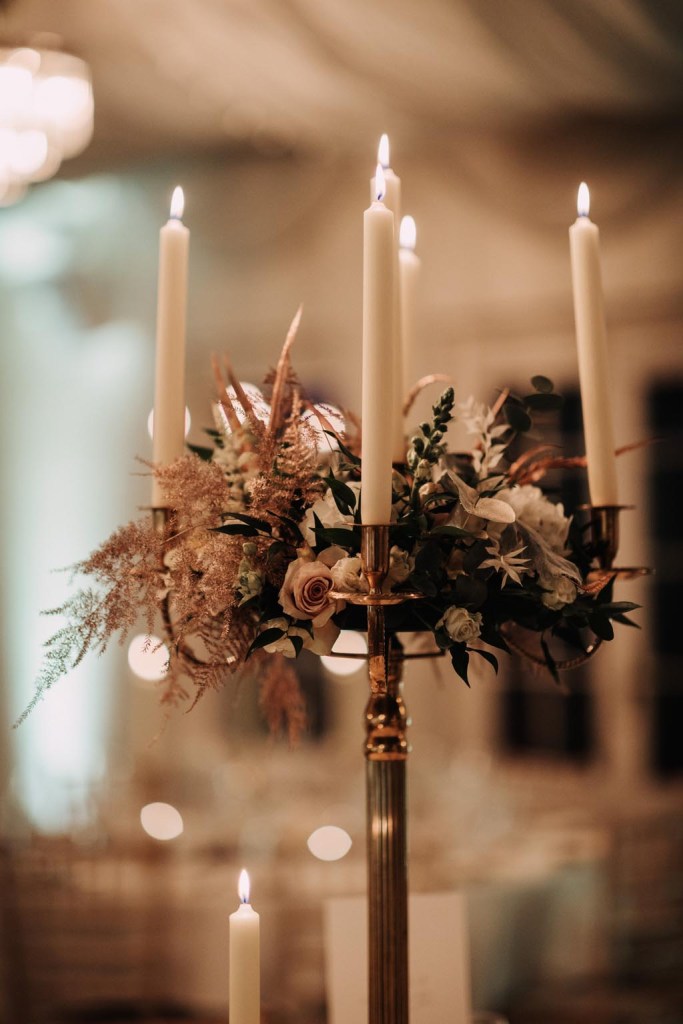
<box><xmin>324</xmin><ymin>892</ymin><xmax>471</xmax><ymax>1024</ymax></box>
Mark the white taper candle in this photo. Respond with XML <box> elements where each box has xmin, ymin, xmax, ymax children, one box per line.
<box><xmin>362</xmin><ymin>165</ymin><xmax>395</xmax><ymax>524</ymax></box>
<box><xmin>151</xmin><ymin>185</ymin><xmax>189</xmax><ymax>507</ymax></box>
<box><xmin>569</xmin><ymin>183</ymin><xmax>618</xmax><ymax>506</ymax></box>
<box><xmin>371</xmin><ymin>134</ymin><xmax>404</xmax><ymax>463</ymax></box>
<box><xmin>229</xmin><ymin>869</ymin><xmax>260</xmax><ymax>1024</ymax></box>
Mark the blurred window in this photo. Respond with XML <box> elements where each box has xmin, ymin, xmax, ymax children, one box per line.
<box><xmin>648</xmin><ymin>382</ymin><xmax>683</xmax><ymax>776</ymax></box>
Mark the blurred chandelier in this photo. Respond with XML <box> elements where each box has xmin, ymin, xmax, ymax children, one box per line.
<box><xmin>0</xmin><ymin>39</ymin><xmax>93</xmax><ymax>205</ymax></box>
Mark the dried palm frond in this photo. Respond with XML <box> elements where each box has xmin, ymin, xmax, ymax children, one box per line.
<box><xmin>268</xmin><ymin>304</ymin><xmax>303</xmax><ymax>435</ymax></box>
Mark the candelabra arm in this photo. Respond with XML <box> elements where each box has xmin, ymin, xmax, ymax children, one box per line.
<box><xmin>589</xmin><ymin>504</ymin><xmax>622</xmax><ymax>570</ymax></box>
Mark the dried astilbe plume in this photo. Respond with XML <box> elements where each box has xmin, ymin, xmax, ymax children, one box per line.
<box><xmin>16</xmin><ymin>519</ymin><xmax>164</xmax><ymax>725</ymax></box>
<box><xmin>19</xmin><ymin>310</ymin><xmax>327</xmax><ymax>741</ymax></box>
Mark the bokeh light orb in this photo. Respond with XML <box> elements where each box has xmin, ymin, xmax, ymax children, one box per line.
<box><xmin>127</xmin><ymin>634</ymin><xmax>169</xmax><ymax>682</ymax></box>
<box><xmin>148</xmin><ymin>405</ymin><xmax>191</xmax><ymax>439</ymax></box>
<box><xmin>307</xmin><ymin>825</ymin><xmax>353</xmax><ymax>861</ymax></box>
<box><xmin>140</xmin><ymin>802</ymin><xmax>184</xmax><ymax>841</ymax></box>
<box><xmin>321</xmin><ymin>630</ymin><xmax>367</xmax><ymax>678</ymax></box>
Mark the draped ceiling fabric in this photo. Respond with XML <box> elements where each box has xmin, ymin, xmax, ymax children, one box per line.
<box><xmin>3</xmin><ymin>0</ymin><xmax>682</xmax><ymax>158</ymax></box>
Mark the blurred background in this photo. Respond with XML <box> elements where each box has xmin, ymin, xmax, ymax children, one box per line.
<box><xmin>0</xmin><ymin>1</ymin><xmax>682</xmax><ymax>1022</ymax></box>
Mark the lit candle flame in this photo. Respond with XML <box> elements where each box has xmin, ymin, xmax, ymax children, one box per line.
<box><xmin>170</xmin><ymin>185</ymin><xmax>185</xmax><ymax>220</ymax></box>
<box><xmin>375</xmin><ymin>163</ymin><xmax>386</xmax><ymax>202</ymax></box>
<box><xmin>399</xmin><ymin>215</ymin><xmax>416</xmax><ymax>251</ymax></box>
<box><xmin>577</xmin><ymin>182</ymin><xmax>590</xmax><ymax>218</ymax></box>
<box><xmin>377</xmin><ymin>133</ymin><xmax>390</xmax><ymax>169</ymax></box>
<box><xmin>238</xmin><ymin>868</ymin><xmax>250</xmax><ymax>904</ymax></box>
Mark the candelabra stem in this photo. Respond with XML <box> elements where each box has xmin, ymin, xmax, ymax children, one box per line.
<box><xmin>365</xmin><ymin>644</ymin><xmax>409</xmax><ymax>1024</ymax></box>
<box><xmin>362</xmin><ymin>525</ymin><xmax>410</xmax><ymax>1024</ymax></box>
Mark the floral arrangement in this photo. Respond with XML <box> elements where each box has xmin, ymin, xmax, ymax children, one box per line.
<box><xmin>22</xmin><ymin>317</ymin><xmax>639</xmax><ymax>738</ymax></box>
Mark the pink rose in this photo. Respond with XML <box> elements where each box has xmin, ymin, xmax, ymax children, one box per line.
<box><xmin>279</xmin><ymin>558</ymin><xmax>341</xmax><ymax>627</ymax></box>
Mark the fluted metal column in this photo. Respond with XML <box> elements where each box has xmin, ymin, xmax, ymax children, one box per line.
<box><xmin>365</xmin><ymin>646</ymin><xmax>409</xmax><ymax>1024</ymax></box>
<box><xmin>361</xmin><ymin>525</ymin><xmax>409</xmax><ymax>1024</ymax></box>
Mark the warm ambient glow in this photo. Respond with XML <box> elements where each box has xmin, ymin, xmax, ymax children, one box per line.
<box><xmin>127</xmin><ymin>634</ymin><xmax>169</xmax><ymax>681</ymax></box>
<box><xmin>399</xmin><ymin>214</ymin><xmax>417</xmax><ymax>251</ymax></box>
<box><xmin>307</xmin><ymin>825</ymin><xmax>353</xmax><ymax>861</ymax></box>
<box><xmin>238</xmin><ymin>868</ymin><xmax>251</xmax><ymax>904</ymax></box>
<box><xmin>0</xmin><ymin>45</ymin><xmax>94</xmax><ymax>204</ymax></box>
<box><xmin>148</xmin><ymin>405</ymin><xmax>191</xmax><ymax>440</ymax></box>
<box><xmin>140</xmin><ymin>802</ymin><xmax>184</xmax><ymax>841</ymax></box>
<box><xmin>375</xmin><ymin>163</ymin><xmax>386</xmax><ymax>202</ymax></box>
<box><xmin>577</xmin><ymin>181</ymin><xmax>590</xmax><ymax>218</ymax></box>
<box><xmin>170</xmin><ymin>185</ymin><xmax>185</xmax><ymax>219</ymax></box>
<box><xmin>321</xmin><ymin>630</ymin><xmax>368</xmax><ymax>677</ymax></box>
<box><xmin>377</xmin><ymin>132</ymin><xmax>390</xmax><ymax>169</ymax></box>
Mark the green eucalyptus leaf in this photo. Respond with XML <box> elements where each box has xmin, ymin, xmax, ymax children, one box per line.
<box><xmin>524</xmin><ymin>393</ymin><xmax>563</xmax><ymax>412</ymax></box>
<box><xmin>266</xmin><ymin>540</ymin><xmax>288</xmax><ymax>562</ymax></box>
<box><xmin>187</xmin><ymin>443</ymin><xmax>214</xmax><ymax>461</ymax></box>
<box><xmin>212</xmin><ymin>523</ymin><xmax>259</xmax><ymax>537</ymax></box>
<box><xmin>504</xmin><ymin>402</ymin><xmax>532</xmax><ymax>433</ymax></box>
<box><xmin>325</xmin><ymin>432</ymin><xmax>360</xmax><ymax>466</ymax></box>
<box><xmin>450</xmin><ymin>643</ymin><xmax>470</xmax><ymax>686</ymax></box>
<box><xmin>453</xmin><ymin>574</ymin><xmax>488</xmax><ymax>610</ymax></box>
<box><xmin>430</xmin><ymin>525</ymin><xmax>474</xmax><ymax>539</ymax></box>
<box><xmin>531</xmin><ymin>375</ymin><xmax>554</xmax><ymax>394</ymax></box>
<box><xmin>312</xmin><ymin>525</ymin><xmax>360</xmax><ymax>552</ymax></box>
<box><xmin>222</xmin><ymin>512</ymin><xmax>273</xmax><ymax>533</ymax></box>
<box><xmin>247</xmin><ymin>627</ymin><xmax>285</xmax><ymax>657</ymax></box>
<box><xmin>415</xmin><ymin>542</ymin><xmax>443</xmax><ymax>576</ymax></box>
<box><xmin>408</xmin><ymin>571</ymin><xmax>438</xmax><ymax>598</ymax></box>
<box><xmin>540</xmin><ymin>634</ymin><xmax>560</xmax><ymax>683</ymax></box>
<box><xmin>479</xmin><ymin>625</ymin><xmax>510</xmax><ymax>654</ymax></box>
<box><xmin>611</xmin><ymin>613</ymin><xmax>640</xmax><ymax>629</ymax></box>
<box><xmin>326</xmin><ymin>474</ymin><xmax>357</xmax><ymax>514</ymax></box>
<box><xmin>589</xmin><ymin>613</ymin><xmax>615</xmax><ymax>641</ymax></box>
<box><xmin>471</xmin><ymin>648</ymin><xmax>499</xmax><ymax>674</ymax></box>
<box><xmin>599</xmin><ymin>601</ymin><xmax>641</xmax><ymax>614</ymax></box>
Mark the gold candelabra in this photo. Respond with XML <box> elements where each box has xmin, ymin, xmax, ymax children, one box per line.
<box><xmin>335</xmin><ymin>507</ymin><xmax>648</xmax><ymax>1024</ymax></box>
<box><xmin>152</xmin><ymin>504</ymin><xmax>647</xmax><ymax>1024</ymax></box>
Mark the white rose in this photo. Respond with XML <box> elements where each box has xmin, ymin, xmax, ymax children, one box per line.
<box><xmin>301</xmin><ymin>483</ymin><xmax>360</xmax><ymax>547</ymax></box>
<box><xmin>330</xmin><ymin>556</ymin><xmax>368</xmax><ymax>593</ymax></box>
<box><xmin>497</xmin><ymin>485</ymin><xmax>570</xmax><ymax>553</ymax></box>
<box><xmin>540</xmin><ymin>574</ymin><xmax>577</xmax><ymax>610</ymax></box>
<box><xmin>436</xmin><ymin>606</ymin><xmax>483</xmax><ymax>643</ymax></box>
